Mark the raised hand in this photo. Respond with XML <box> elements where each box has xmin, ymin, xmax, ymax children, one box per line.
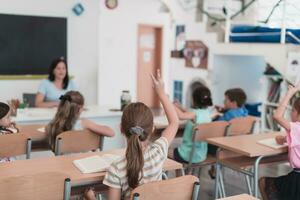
<box><xmin>150</xmin><ymin>69</ymin><xmax>165</xmax><ymax>96</ymax></box>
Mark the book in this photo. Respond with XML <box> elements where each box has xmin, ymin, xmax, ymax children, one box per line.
<box><xmin>257</xmin><ymin>138</ymin><xmax>287</xmax><ymax>149</ymax></box>
<box><xmin>73</xmin><ymin>154</ymin><xmax>121</xmax><ymax>174</ymax></box>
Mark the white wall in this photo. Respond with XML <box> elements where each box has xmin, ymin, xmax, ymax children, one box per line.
<box><xmin>96</xmin><ymin>0</ymin><xmax>221</xmax><ymax>108</ymax></box>
<box><xmin>0</xmin><ymin>0</ymin><xmax>99</xmax><ymax>105</ymax></box>
<box><xmin>97</xmin><ymin>0</ymin><xmax>172</xmax><ymax>107</ymax></box>
<box><xmin>212</xmin><ymin>55</ymin><xmax>266</xmax><ymax>105</ymax></box>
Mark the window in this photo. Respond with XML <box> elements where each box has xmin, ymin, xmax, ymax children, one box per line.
<box><xmin>173</xmin><ymin>80</ymin><xmax>183</xmax><ymax>103</ymax></box>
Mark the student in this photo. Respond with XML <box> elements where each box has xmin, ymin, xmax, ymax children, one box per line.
<box><xmin>84</xmin><ymin>70</ymin><xmax>179</xmax><ymax>200</ymax></box>
<box><xmin>46</xmin><ymin>91</ymin><xmax>114</xmax><ymax>151</ymax></box>
<box><xmin>208</xmin><ymin>88</ymin><xmax>248</xmax><ymax>178</ymax></box>
<box><xmin>215</xmin><ymin>88</ymin><xmax>248</xmax><ymax>121</ymax></box>
<box><xmin>169</xmin><ymin>86</ymin><xmax>214</xmax><ymax>163</ymax></box>
<box><xmin>35</xmin><ymin>57</ymin><xmax>76</xmax><ymax>108</ymax></box>
<box><xmin>0</xmin><ymin>102</ymin><xmax>19</xmax><ymax>163</ymax></box>
<box><xmin>259</xmin><ymin>83</ymin><xmax>300</xmax><ymax>200</ymax></box>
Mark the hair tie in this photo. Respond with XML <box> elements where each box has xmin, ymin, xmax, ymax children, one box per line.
<box><xmin>129</xmin><ymin>126</ymin><xmax>144</xmax><ymax>136</ymax></box>
<box><xmin>59</xmin><ymin>95</ymin><xmax>72</xmax><ymax>102</ymax></box>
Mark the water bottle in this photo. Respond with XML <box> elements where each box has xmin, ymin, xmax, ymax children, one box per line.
<box><xmin>121</xmin><ymin>90</ymin><xmax>131</xmax><ymax>111</ymax></box>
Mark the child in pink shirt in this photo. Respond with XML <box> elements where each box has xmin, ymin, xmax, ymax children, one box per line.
<box><xmin>259</xmin><ymin>83</ymin><xmax>300</xmax><ymax>200</ymax></box>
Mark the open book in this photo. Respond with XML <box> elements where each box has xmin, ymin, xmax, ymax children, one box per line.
<box><xmin>73</xmin><ymin>154</ymin><xmax>121</xmax><ymax>174</ymax></box>
<box><xmin>257</xmin><ymin>138</ymin><xmax>288</xmax><ymax>149</ymax></box>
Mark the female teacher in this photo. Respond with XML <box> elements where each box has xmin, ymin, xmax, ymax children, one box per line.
<box><xmin>35</xmin><ymin>57</ymin><xmax>75</xmax><ymax>108</ymax></box>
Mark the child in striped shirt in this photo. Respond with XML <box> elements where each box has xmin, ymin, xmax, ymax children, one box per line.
<box><xmin>85</xmin><ymin>70</ymin><xmax>179</xmax><ymax>200</ymax></box>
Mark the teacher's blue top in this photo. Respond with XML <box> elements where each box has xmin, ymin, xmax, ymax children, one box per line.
<box><xmin>37</xmin><ymin>79</ymin><xmax>76</xmax><ymax>102</ymax></box>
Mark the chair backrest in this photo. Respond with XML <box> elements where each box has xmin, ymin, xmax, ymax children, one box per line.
<box><xmin>193</xmin><ymin>121</ymin><xmax>230</xmax><ymax>142</ymax></box>
<box><xmin>226</xmin><ymin>116</ymin><xmax>257</xmax><ymax>136</ymax></box>
<box><xmin>131</xmin><ymin>175</ymin><xmax>200</xmax><ymax>200</ymax></box>
<box><xmin>0</xmin><ymin>172</ymin><xmax>71</xmax><ymax>200</ymax></box>
<box><xmin>55</xmin><ymin>130</ymin><xmax>103</xmax><ymax>155</ymax></box>
<box><xmin>23</xmin><ymin>93</ymin><xmax>36</xmax><ymax>108</ymax></box>
<box><xmin>0</xmin><ymin>133</ymin><xmax>31</xmax><ymax>159</ymax></box>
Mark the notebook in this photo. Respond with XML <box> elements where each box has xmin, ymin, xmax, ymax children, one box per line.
<box><xmin>257</xmin><ymin>138</ymin><xmax>288</xmax><ymax>149</ymax></box>
<box><xmin>73</xmin><ymin>154</ymin><xmax>121</xmax><ymax>174</ymax></box>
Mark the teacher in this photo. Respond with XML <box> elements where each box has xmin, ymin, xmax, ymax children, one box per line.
<box><xmin>35</xmin><ymin>57</ymin><xmax>75</xmax><ymax>108</ymax></box>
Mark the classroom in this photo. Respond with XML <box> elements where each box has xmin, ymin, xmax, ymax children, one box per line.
<box><xmin>0</xmin><ymin>0</ymin><xmax>299</xmax><ymax>200</ymax></box>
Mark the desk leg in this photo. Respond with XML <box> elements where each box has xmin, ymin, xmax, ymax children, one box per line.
<box><xmin>254</xmin><ymin>156</ymin><xmax>264</xmax><ymax>198</ymax></box>
<box><xmin>214</xmin><ymin>163</ymin><xmax>220</xmax><ymax>199</ymax></box>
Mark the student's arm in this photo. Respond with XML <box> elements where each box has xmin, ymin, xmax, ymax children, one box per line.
<box><xmin>174</xmin><ymin>101</ymin><xmax>188</xmax><ymax>112</ymax></box>
<box><xmin>35</xmin><ymin>92</ymin><xmax>59</xmax><ymax>108</ymax></box>
<box><xmin>173</xmin><ymin>104</ymin><xmax>195</xmax><ymax>120</ymax></box>
<box><xmin>107</xmin><ymin>187</ymin><xmax>121</xmax><ymax>200</ymax></box>
<box><xmin>273</xmin><ymin>84</ymin><xmax>300</xmax><ymax>131</ymax></box>
<box><xmin>151</xmin><ymin>70</ymin><xmax>179</xmax><ymax>144</ymax></box>
<box><xmin>81</xmin><ymin>119</ymin><xmax>115</xmax><ymax>137</ymax></box>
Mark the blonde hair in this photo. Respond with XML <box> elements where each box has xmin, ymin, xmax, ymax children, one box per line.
<box><xmin>46</xmin><ymin>91</ymin><xmax>84</xmax><ymax>150</ymax></box>
<box><xmin>121</xmin><ymin>102</ymin><xmax>154</xmax><ymax>189</ymax></box>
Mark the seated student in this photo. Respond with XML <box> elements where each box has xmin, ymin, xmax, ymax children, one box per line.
<box><xmin>214</xmin><ymin>88</ymin><xmax>248</xmax><ymax>121</ymax></box>
<box><xmin>84</xmin><ymin>70</ymin><xmax>179</xmax><ymax>200</ymax></box>
<box><xmin>208</xmin><ymin>88</ymin><xmax>248</xmax><ymax>178</ymax></box>
<box><xmin>0</xmin><ymin>102</ymin><xmax>19</xmax><ymax>163</ymax></box>
<box><xmin>46</xmin><ymin>91</ymin><xmax>114</xmax><ymax>151</ymax></box>
<box><xmin>169</xmin><ymin>86</ymin><xmax>215</xmax><ymax>164</ymax></box>
<box><xmin>259</xmin><ymin>83</ymin><xmax>300</xmax><ymax>200</ymax></box>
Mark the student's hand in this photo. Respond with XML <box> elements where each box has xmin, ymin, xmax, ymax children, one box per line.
<box><xmin>275</xmin><ymin>135</ymin><xmax>286</xmax><ymax>145</ymax></box>
<box><xmin>287</xmin><ymin>81</ymin><xmax>300</xmax><ymax>95</ymax></box>
<box><xmin>215</xmin><ymin>105</ymin><xmax>225</xmax><ymax>113</ymax></box>
<box><xmin>211</xmin><ymin>111</ymin><xmax>223</xmax><ymax>120</ymax></box>
<box><xmin>151</xmin><ymin>69</ymin><xmax>165</xmax><ymax>97</ymax></box>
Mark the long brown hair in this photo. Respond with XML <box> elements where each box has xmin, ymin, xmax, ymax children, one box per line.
<box><xmin>121</xmin><ymin>102</ymin><xmax>154</xmax><ymax>189</ymax></box>
<box><xmin>46</xmin><ymin>91</ymin><xmax>84</xmax><ymax>150</ymax></box>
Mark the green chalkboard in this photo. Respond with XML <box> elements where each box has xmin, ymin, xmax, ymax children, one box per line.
<box><xmin>0</xmin><ymin>13</ymin><xmax>67</xmax><ymax>75</ymax></box>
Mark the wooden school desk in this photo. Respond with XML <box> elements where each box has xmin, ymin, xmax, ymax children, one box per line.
<box><xmin>217</xmin><ymin>194</ymin><xmax>258</xmax><ymax>200</ymax></box>
<box><xmin>206</xmin><ymin>132</ymin><xmax>288</xmax><ymax>198</ymax></box>
<box><xmin>0</xmin><ymin>149</ymin><xmax>183</xmax><ymax>187</ymax></box>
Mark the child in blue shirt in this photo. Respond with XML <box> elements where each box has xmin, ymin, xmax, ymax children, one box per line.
<box><xmin>169</xmin><ymin>86</ymin><xmax>215</xmax><ymax>164</ymax></box>
<box><xmin>209</xmin><ymin>88</ymin><xmax>248</xmax><ymax>178</ymax></box>
<box><xmin>215</xmin><ymin>88</ymin><xmax>248</xmax><ymax>121</ymax></box>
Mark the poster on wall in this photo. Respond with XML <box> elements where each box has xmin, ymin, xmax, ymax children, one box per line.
<box><xmin>175</xmin><ymin>25</ymin><xmax>185</xmax><ymax>50</ymax></box>
<box><xmin>287</xmin><ymin>52</ymin><xmax>300</xmax><ymax>84</ymax></box>
<box><xmin>183</xmin><ymin>40</ymin><xmax>208</xmax><ymax>69</ymax></box>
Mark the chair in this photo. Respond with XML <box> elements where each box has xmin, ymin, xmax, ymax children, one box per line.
<box><xmin>0</xmin><ymin>172</ymin><xmax>71</xmax><ymax>200</ymax></box>
<box><xmin>23</xmin><ymin>93</ymin><xmax>36</xmax><ymax>107</ymax></box>
<box><xmin>185</xmin><ymin>121</ymin><xmax>230</xmax><ymax>173</ymax></box>
<box><xmin>0</xmin><ymin>133</ymin><xmax>32</xmax><ymax>159</ymax></box>
<box><xmin>226</xmin><ymin>116</ymin><xmax>257</xmax><ymax>136</ymax></box>
<box><xmin>131</xmin><ymin>175</ymin><xmax>200</xmax><ymax>200</ymax></box>
<box><xmin>55</xmin><ymin>130</ymin><xmax>104</xmax><ymax>156</ymax></box>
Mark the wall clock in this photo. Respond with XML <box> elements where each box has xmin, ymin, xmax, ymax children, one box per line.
<box><xmin>105</xmin><ymin>0</ymin><xmax>118</xmax><ymax>9</ymax></box>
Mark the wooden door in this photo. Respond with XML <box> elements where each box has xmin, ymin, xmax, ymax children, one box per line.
<box><xmin>137</xmin><ymin>25</ymin><xmax>162</xmax><ymax>108</ymax></box>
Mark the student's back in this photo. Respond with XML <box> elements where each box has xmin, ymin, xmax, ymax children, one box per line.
<box><xmin>173</xmin><ymin>86</ymin><xmax>213</xmax><ymax>163</ymax></box>
<box><xmin>84</xmin><ymin>70</ymin><xmax>179</xmax><ymax>200</ymax></box>
<box><xmin>46</xmin><ymin>91</ymin><xmax>114</xmax><ymax>151</ymax></box>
